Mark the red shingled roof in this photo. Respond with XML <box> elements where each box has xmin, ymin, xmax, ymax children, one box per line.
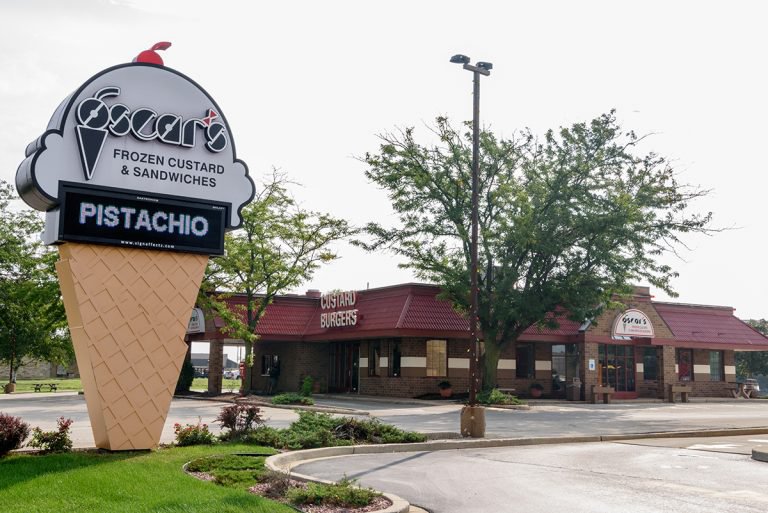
<box><xmin>653</xmin><ymin>302</ymin><xmax>768</xmax><ymax>349</ymax></box>
<box><xmin>204</xmin><ymin>285</ymin><xmax>768</xmax><ymax>350</ymax></box>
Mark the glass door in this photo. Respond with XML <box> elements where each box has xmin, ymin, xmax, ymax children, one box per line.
<box><xmin>599</xmin><ymin>344</ymin><xmax>636</xmax><ymax>397</ymax></box>
<box><xmin>329</xmin><ymin>342</ymin><xmax>360</xmax><ymax>393</ymax></box>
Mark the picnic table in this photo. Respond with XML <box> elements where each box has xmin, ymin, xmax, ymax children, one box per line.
<box><xmin>33</xmin><ymin>383</ymin><xmax>58</xmax><ymax>392</ymax></box>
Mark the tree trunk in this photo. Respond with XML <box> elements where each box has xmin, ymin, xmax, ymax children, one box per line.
<box><xmin>242</xmin><ymin>340</ymin><xmax>253</xmax><ymax>394</ymax></box>
<box><xmin>9</xmin><ymin>335</ymin><xmax>15</xmax><ymax>383</ymax></box>
<box><xmin>482</xmin><ymin>341</ymin><xmax>501</xmax><ymax>391</ymax></box>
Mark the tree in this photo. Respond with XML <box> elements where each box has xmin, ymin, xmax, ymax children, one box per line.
<box><xmin>0</xmin><ymin>181</ymin><xmax>71</xmax><ymax>383</ymax></box>
<box><xmin>359</xmin><ymin>113</ymin><xmax>713</xmax><ymax>389</ymax></box>
<box><xmin>200</xmin><ymin>173</ymin><xmax>353</xmax><ymax>393</ymax></box>
<box><xmin>737</xmin><ymin>319</ymin><xmax>768</xmax><ymax>377</ymax></box>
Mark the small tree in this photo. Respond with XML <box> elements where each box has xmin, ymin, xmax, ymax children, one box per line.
<box><xmin>360</xmin><ymin>114</ymin><xmax>713</xmax><ymax>389</ymax></box>
<box><xmin>737</xmin><ymin>319</ymin><xmax>768</xmax><ymax>377</ymax></box>
<box><xmin>0</xmin><ymin>181</ymin><xmax>71</xmax><ymax>383</ymax></box>
<box><xmin>201</xmin><ymin>172</ymin><xmax>353</xmax><ymax>393</ymax></box>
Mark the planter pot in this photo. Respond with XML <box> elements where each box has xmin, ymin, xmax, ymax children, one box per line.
<box><xmin>3</xmin><ymin>383</ymin><xmax>16</xmax><ymax>394</ymax></box>
<box><xmin>460</xmin><ymin>405</ymin><xmax>486</xmax><ymax>438</ymax></box>
<box><xmin>529</xmin><ymin>387</ymin><xmax>543</xmax><ymax>399</ymax></box>
<box><xmin>439</xmin><ymin>387</ymin><xmax>453</xmax><ymax>398</ymax></box>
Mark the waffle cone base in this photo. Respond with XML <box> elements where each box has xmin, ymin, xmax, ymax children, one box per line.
<box><xmin>56</xmin><ymin>243</ymin><xmax>207</xmax><ymax>450</ymax></box>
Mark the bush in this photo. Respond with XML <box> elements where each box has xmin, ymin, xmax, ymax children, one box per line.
<box><xmin>215</xmin><ymin>404</ymin><xmax>264</xmax><ymax>441</ymax></box>
<box><xmin>246</xmin><ymin>426</ymin><xmax>284</xmax><ymax>448</ymax></box>
<box><xmin>173</xmin><ymin>418</ymin><xmax>215</xmax><ymax>446</ymax></box>
<box><xmin>477</xmin><ymin>388</ymin><xmax>525</xmax><ymax>405</ymax></box>
<box><xmin>286</xmin><ymin>477</ymin><xmax>380</xmax><ymax>508</ymax></box>
<box><xmin>175</xmin><ymin>357</ymin><xmax>195</xmax><ymax>393</ymax></box>
<box><xmin>0</xmin><ymin>413</ymin><xmax>30</xmax><ymax>457</ymax></box>
<box><xmin>28</xmin><ymin>417</ymin><xmax>73</xmax><ymax>453</ymax></box>
<box><xmin>186</xmin><ymin>454</ymin><xmax>268</xmax><ymax>489</ymax></box>
<box><xmin>301</xmin><ymin>376</ymin><xmax>314</xmax><ymax>397</ymax></box>
<box><xmin>245</xmin><ymin>411</ymin><xmax>426</xmax><ymax>450</ymax></box>
<box><xmin>271</xmin><ymin>392</ymin><xmax>314</xmax><ymax>405</ymax></box>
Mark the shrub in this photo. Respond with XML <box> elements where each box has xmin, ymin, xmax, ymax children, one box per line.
<box><xmin>186</xmin><ymin>454</ymin><xmax>268</xmax><ymax>489</ymax></box>
<box><xmin>286</xmin><ymin>477</ymin><xmax>380</xmax><ymax>508</ymax></box>
<box><xmin>301</xmin><ymin>376</ymin><xmax>314</xmax><ymax>397</ymax></box>
<box><xmin>246</xmin><ymin>426</ymin><xmax>284</xmax><ymax>448</ymax></box>
<box><xmin>0</xmin><ymin>413</ymin><xmax>30</xmax><ymax>457</ymax></box>
<box><xmin>175</xmin><ymin>357</ymin><xmax>195</xmax><ymax>393</ymax></box>
<box><xmin>173</xmin><ymin>418</ymin><xmax>215</xmax><ymax>446</ymax></box>
<box><xmin>271</xmin><ymin>392</ymin><xmax>314</xmax><ymax>405</ymax></box>
<box><xmin>245</xmin><ymin>411</ymin><xmax>426</xmax><ymax>450</ymax></box>
<box><xmin>438</xmin><ymin>380</ymin><xmax>452</xmax><ymax>390</ymax></box>
<box><xmin>215</xmin><ymin>404</ymin><xmax>264</xmax><ymax>441</ymax></box>
<box><xmin>28</xmin><ymin>417</ymin><xmax>73</xmax><ymax>453</ymax></box>
<box><xmin>477</xmin><ymin>388</ymin><xmax>525</xmax><ymax>405</ymax></box>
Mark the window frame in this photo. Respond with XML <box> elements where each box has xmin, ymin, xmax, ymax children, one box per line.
<box><xmin>516</xmin><ymin>343</ymin><xmax>535</xmax><ymax>379</ymax></box>
<box><xmin>261</xmin><ymin>354</ymin><xmax>278</xmax><ymax>376</ymax></box>
<box><xmin>709</xmin><ymin>350</ymin><xmax>724</xmax><ymax>382</ymax></box>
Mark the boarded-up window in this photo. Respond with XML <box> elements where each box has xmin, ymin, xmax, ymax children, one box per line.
<box><xmin>426</xmin><ymin>339</ymin><xmax>447</xmax><ymax>377</ymax></box>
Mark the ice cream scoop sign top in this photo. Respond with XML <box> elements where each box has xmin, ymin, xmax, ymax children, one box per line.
<box><xmin>16</xmin><ymin>43</ymin><xmax>255</xmax><ymax>250</ymax></box>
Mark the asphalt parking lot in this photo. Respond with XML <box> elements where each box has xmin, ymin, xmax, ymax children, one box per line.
<box><xmin>2</xmin><ymin>392</ymin><xmax>768</xmax><ymax>447</ymax></box>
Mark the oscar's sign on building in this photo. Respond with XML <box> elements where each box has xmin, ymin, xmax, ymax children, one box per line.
<box><xmin>16</xmin><ymin>43</ymin><xmax>254</xmax><ymax>450</ymax></box>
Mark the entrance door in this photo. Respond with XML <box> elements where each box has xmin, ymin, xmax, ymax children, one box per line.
<box><xmin>599</xmin><ymin>344</ymin><xmax>637</xmax><ymax>398</ymax></box>
<box><xmin>329</xmin><ymin>342</ymin><xmax>360</xmax><ymax>393</ymax></box>
<box><xmin>551</xmin><ymin>344</ymin><xmax>581</xmax><ymax>398</ymax></box>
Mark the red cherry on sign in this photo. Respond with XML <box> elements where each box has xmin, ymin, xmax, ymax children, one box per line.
<box><xmin>134</xmin><ymin>42</ymin><xmax>172</xmax><ymax>65</ymax></box>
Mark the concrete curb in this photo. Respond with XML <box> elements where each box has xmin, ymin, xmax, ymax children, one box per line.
<box><xmin>752</xmin><ymin>446</ymin><xmax>768</xmax><ymax>463</ymax></box>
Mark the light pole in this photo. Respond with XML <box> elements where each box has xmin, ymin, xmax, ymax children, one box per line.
<box><xmin>450</xmin><ymin>54</ymin><xmax>492</xmax><ymax>410</ymax></box>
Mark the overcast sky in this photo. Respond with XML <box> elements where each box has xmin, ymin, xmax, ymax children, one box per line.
<box><xmin>2</xmin><ymin>0</ymin><xmax>767</xmax><ymax>332</ymax></box>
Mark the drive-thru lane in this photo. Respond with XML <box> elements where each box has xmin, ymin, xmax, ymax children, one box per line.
<box><xmin>294</xmin><ymin>439</ymin><xmax>768</xmax><ymax>513</ymax></box>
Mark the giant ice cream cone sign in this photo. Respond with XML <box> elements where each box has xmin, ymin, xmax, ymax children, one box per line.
<box><xmin>16</xmin><ymin>44</ymin><xmax>254</xmax><ymax>450</ymax></box>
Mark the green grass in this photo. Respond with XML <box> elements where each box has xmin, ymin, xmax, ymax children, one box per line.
<box><xmin>0</xmin><ymin>444</ymin><xmax>294</xmax><ymax>513</ymax></box>
<box><xmin>190</xmin><ymin>378</ymin><xmax>241</xmax><ymax>392</ymax></box>
<box><xmin>7</xmin><ymin>378</ymin><xmax>83</xmax><ymax>393</ymax></box>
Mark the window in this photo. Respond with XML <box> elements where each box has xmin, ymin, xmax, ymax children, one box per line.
<box><xmin>677</xmin><ymin>349</ymin><xmax>693</xmax><ymax>381</ymax></box>
<box><xmin>709</xmin><ymin>351</ymin><xmax>724</xmax><ymax>381</ymax></box>
<box><xmin>261</xmin><ymin>354</ymin><xmax>278</xmax><ymax>376</ymax></box>
<box><xmin>426</xmin><ymin>339</ymin><xmax>447</xmax><ymax>377</ymax></box>
<box><xmin>516</xmin><ymin>343</ymin><xmax>535</xmax><ymax>379</ymax></box>
<box><xmin>368</xmin><ymin>341</ymin><xmax>381</xmax><ymax>376</ymax></box>
<box><xmin>643</xmin><ymin>347</ymin><xmax>658</xmax><ymax>381</ymax></box>
<box><xmin>390</xmin><ymin>341</ymin><xmax>401</xmax><ymax>377</ymax></box>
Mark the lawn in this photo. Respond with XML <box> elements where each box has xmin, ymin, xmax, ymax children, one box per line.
<box><xmin>191</xmin><ymin>378</ymin><xmax>242</xmax><ymax>392</ymax></box>
<box><xmin>9</xmin><ymin>378</ymin><xmax>83</xmax><ymax>393</ymax></box>
<box><xmin>0</xmin><ymin>444</ymin><xmax>294</xmax><ymax>513</ymax></box>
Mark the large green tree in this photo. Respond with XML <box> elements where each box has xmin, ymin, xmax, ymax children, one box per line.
<box><xmin>200</xmin><ymin>173</ymin><xmax>353</xmax><ymax>393</ymax></box>
<box><xmin>359</xmin><ymin>113</ymin><xmax>713</xmax><ymax>389</ymax></box>
<box><xmin>737</xmin><ymin>319</ymin><xmax>768</xmax><ymax>377</ymax></box>
<box><xmin>0</xmin><ymin>181</ymin><xmax>71</xmax><ymax>383</ymax></box>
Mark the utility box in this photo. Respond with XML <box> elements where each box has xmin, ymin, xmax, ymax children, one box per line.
<box><xmin>567</xmin><ymin>377</ymin><xmax>582</xmax><ymax>401</ymax></box>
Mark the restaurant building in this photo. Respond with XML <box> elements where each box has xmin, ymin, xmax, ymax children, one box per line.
<box><xmin>190</xmin><ymin>283</ymin><xmax>768</xmax><ymax>400</ymax></box>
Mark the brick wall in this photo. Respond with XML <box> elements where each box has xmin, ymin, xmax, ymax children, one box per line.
<box><xmin>248</xmin><ymin>341</ymin><xmax>329</xmax><ymax>394</ymax></box>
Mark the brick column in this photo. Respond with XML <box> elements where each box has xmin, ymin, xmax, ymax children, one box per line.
<box><xmin>583</xmin><ymin>342</ymin><xmax>599</xmax><ymax>390</ymax></box>
<box><xmin>660</xmin><ymin>345</ymin><xmax>677</xmax><ymax>401</ymax></box>
<box><xmin>208</xmin><ymin>340</ymin><xmax>223</xmax><ymax>395</ymax></box>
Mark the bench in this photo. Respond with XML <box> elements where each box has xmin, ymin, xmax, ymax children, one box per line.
<box><xmin>667</xmin><ymin>384</ymin><xmax>692</xmax><ymax>403</ymax></box>
<box><xmin>33</xmin><ymin>383</ymin><xmax>58</xmax><ymax>392</ymax></box>
<box><xmin>726</xmin><ymin>383</ymin><xmax>753</xmax><ymax>399</ymax></box>
<box><xmin>497</xmin><ymin>388</ymin><xmax>516</xmax><ymax>395</ymax></box>
<box><xmin>590</xmin><ymin>385</ymin><xmax>614</xmax><ymax>404</ymax></box>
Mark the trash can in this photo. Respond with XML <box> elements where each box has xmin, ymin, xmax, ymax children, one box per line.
<box><xmin>566</xmin><ymin>378</ymin><xmax>582</xmax><ymax>401</ymax></box>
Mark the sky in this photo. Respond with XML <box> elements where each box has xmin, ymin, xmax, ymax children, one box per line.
<box><xmin>2</xmin><ymin>1</ymin><xmax>767</xmax><ymax>363</ymax></box>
